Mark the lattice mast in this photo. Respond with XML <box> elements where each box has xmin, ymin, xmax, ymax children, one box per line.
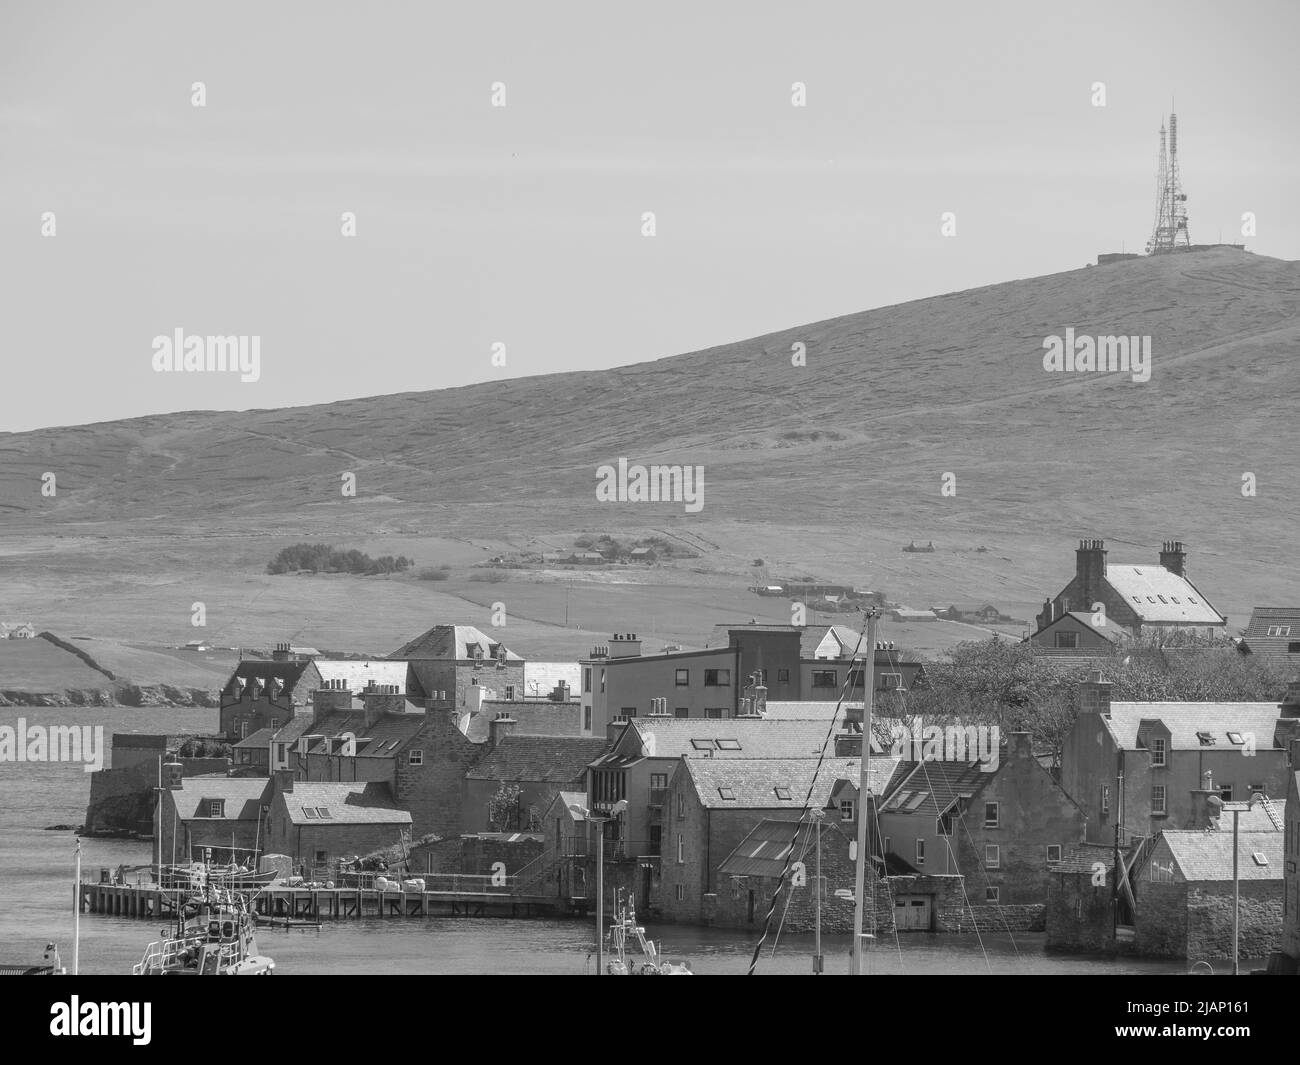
<box><xmin>1147</xmin><ymin>113</ymin><xmax>1191</xmax><ymax>254</ymax></box>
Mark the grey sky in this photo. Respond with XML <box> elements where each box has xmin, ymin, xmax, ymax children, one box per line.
<box><xmin>2</xmin><ymin>0</ymin><xmax>1296</xmax><ymax>431</ymax></box>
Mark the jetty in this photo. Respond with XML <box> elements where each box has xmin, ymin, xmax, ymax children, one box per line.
<box><xmin>78</xmin><ymin>874</ymin><xmax>571</xmax><ymax>921</ymax></box>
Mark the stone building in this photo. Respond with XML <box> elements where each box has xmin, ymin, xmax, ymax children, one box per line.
<box><xmin>219</xmin><ymin>659</ymin><xmax>321</xmax><ymax>741</ymax></box>
<box><xmin>389</xmin><ymin>624</ymin><xmax>526</xmax><ymax>713</ymax></box>
<box><xmin>265</xmin><ymin>774</ymin><xmax>410</xmax><ymax>872</ymax></box>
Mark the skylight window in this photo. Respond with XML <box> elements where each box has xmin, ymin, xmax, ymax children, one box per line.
<box><xmin>303</xmin><ymin>807</ymin><xmax>319</xmax><ymax>818</ymax></box>
<box><xmin>718</xmin><ymin>787</ymin><xmax>736</xmax><ymax>800</ymax></box>
<box><xmin>1157</xmin><ymin>595</ymin><xmax>1168</xmax><ymax>604</ymax></box>
<box><xmin>1252</xmin><ymin>852</ymin><xmax>1269</xmax><ymax>867</ymax></box>
<box><xmin>1196</xmin><ymin>731</ymin><xmax>1215</xmax><ymax>746</ymax></box>
<box><xmin>316</xmin><ymin>807</ymin><xmax>331</xmax><ymax>818</ymax></box>
<box><xmin>773</xmin><ymin>786</ymin><xmax>793</xmax><ymax>800</ymax></box>
<box><xmin>1147</xmin><ymin>597</ymin><xmax>1157</xmax><ymax>603</ymax></box>
<box><xmin>1132</xmin><ymin>596</ymin><xmax>1142</xmax><ymax>603</ymax></box>
<box><xmin>715</xmin><ymin>739</ymin><xmax>742</xmax><ymax>750</ymax></box>
<box><xmin>1170</xmin><ymin>596</ymin><xmax>1181</xmax><ymax>603</ymax></box>
<box><xmin>691</xmin><ymin>739</ymin><xmax>717</xmax><ymax>751</ymax></box>
<box><xmin>1227</xmin><ymin>732</ymin><xmax>1244</xmax><ymax>745</ymax></box>
<box><xmin>1188</xmin><ymin>597</ymin><xmax>1198</xmax><ymax>604</ymax></box>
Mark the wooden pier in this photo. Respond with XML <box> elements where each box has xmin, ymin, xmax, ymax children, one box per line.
<box><xmin>78</xmin><ymin>881</ymin><xmax>569</xmax><ymax>921</ymax></box>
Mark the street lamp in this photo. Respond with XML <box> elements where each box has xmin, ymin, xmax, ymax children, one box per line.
<box><xmin>569</xmin><ymin>798</ymin><xmax>627</xmax><ymax>975</ymax></box>
<box><xmin>1217</xmin><ymin>791</ymin><xmax>1264</xmax><ymax>976</ymax></box>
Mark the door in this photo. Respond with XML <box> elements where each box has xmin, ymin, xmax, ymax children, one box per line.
<box><xmin>894</xmin><ymin>895</ymin><xmax>931</xmax><ymax>931</ymax></box>
<box><xmin>747</xmin><ymin>889</ymin><xmax>756</xmax><ymax>924</ymax></box>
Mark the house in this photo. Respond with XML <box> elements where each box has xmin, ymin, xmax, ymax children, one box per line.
<box><xmin>314</xmin><ymin>659</ymin><xmax>408</xmax><ymax>695</ymax></box>
<box><xmin>265</xmin><ymin>774</ymin><xmax>410</xmax><ymax>872</ymax></box>
<box><xmin>389</xmin><ymin>624</ymin><xmax>526</xmax><ymax>712</ymax></box>
<box><xmin>156</xmin><ymin>770</ymin><xmax>271</xmax><ymax>867</ymax></box>
<box><xmin>408</xmin><ymin>832</ymin><xmax>544</xmax><ymax>879</ymax></box>
<box><xmin>888</xmin><ymin>608</ymin><xmax>938</xmax><ymax>622</ymax></box>
<box><xmin>232</xmin><ymin>728</ymin><xmax>275</xmax><ymax>774</ymax></box>
<box><xmin>1238</xmin><ymin>607</ymin><xmax>1300</xmax><ymax>675</ymax></box>
<box><xmin>799</xmin><ymin>625</ymin><xmax>926</xmax><ymax>694</ymax></box>
<box><xmin>1034</xmin><ymin>540</ymin><xmax>1226</xmax><ymax>637</ymax></box>
<box><xmin>629</xmin><ymin>547</ymin><xmax>657</xmax><ymax>563</ymax></box>
<box><xmin>1128</xmin><ymin>795</ymin><xmax>1284</xmax><ymax>961</ymax></box>
<box><xmin>1059</xmin><ymin>673</ymin><xmax>1300</xmax><ymax>846</ymax></box>
<box><xmin>463</xmin><ymin>733</ymin><xmax>609</xmax><ymax>833</ymax></box>
<box><xmin>0</xmin><ymin>622</ymin><xmax>37</xmax><ymax>639</ymax></box>
<box><xmin>184</xmin><ymin>639</ymin><xmax>210</xmax><ymax>652</ymax></box>
<box><xmin>1027</xmin><ymin>611</ymin><xmax>1125</xmax><ymax>655</ymax></box>
<box><xmin>219</xmin><ymin>659</ymin><xmax>322</xmax><ymax>741</ymax></box>
<box><xmin>656</xmin><ymin>755</ymin><xmax>879</xmax><ymax>924</ymax></box>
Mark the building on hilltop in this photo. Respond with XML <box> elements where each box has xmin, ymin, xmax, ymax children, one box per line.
<box><xmin>1238</xmin><ymin>607</ymin><xmax>1300</xmax><ymax>676</ymax></box>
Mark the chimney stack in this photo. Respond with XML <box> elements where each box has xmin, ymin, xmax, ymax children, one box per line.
<box><xmin>608</xmin><ymin>633</ymin><xmax>643</xmax><ymax>659</ymax></box>
<box><xmin>272</xmin><ymin>641</ymin><xmax>291</xmax><ymax>662</ymax></box>
<box><xmin>1075</xmin><ymin>539</ymin><xmax>1107</xmax><ymax>612</ymax></box>
<box><xmin>489</xmin><ymin>713</ymin><xmax>517</xmax><ymax>747</ymax></box>
<box><xmin>163</xmin><ymin>761</ymin><xmax>183</xmax><ymax>790</ymax></box>
<box><xmin>313</xmin><ymin>679</ymin><xmax>355</xmax><ymax>718</ymax></box>
<box><xmin>1008</xmin><ymin>731</ymin><xmax>1033</xmax><ymax>760</ymax></box>
<box><xmin>648</xmin><ymin>698</ymin><xmax>671</xmax><ymax>718</ymax></box>
<box><xmin>362</xmin><ymin>682</ymin><xmax>405</xmax><ymax>726</ymax></box>
<box><xmin>1079</xmin><ymin>670</ymin><xmax>1112</xmax><ymax>717</ymax></box>
<box><xmin>273</xmin><ymin>767</ymin><xmax>294</xmax><ymax>795</ymax></box>
<box><xmin>1158</xmin><ymin>540</ymin><xmax>1186</xmax><ymax>577</ymax></box>
<box><xmin>1186</xmin><ymin>770</ymin><xmax>1221</xmax><ymax>829</ymax></box>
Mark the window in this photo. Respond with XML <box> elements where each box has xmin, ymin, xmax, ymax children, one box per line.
<box><xmin>1055</xmin><ymin>632</ymin><xmax>1078</xmax><ymax>649</ymax></box>
<box><xmin>986</xmin><ymin>887</ymin><xmax>1000</xmax><ymax>902</ymax></box>
<box><xmin>677</xmin><ymin>794</ymin><xmax>685</xmax><ymax>821</ymax></box>
<box><xmin>315</xmin><ymin>850</ymin><xmax>327</xmax><ymax>864</ymax></box>
<box><xmin>239</xmin><ymin>721</ymin><xmax>249</xmax><ymax>739</ymax></box>
<box><xmin>1196</xmin><ymin>730</ymin><xmax>1215</xmax><ymax>746</ymax></box>
<box><xmin>1267</xmin><ymin>625</ymin><xmax>1292</xmax><ymax>637</ymax></box>
<box><xmin>690</xmin><ymin>739</ymin><xmax>717</xmax><ymax>751</ymax></box>
<box><xmin>674</xmin><ymin>708</ymin><xmax>688</xmax><ymax>718</ymax></box>
<box><xmin>984</xmin><ymin>802</ymin><xmax>999</xmax><ymax>828</ymax></box>
<box><xmin>879</xmin><ymin>673</ymin><xmax>903</xmax><ymax>690</ymax></box>
<box><xmin>985</xmin><ymin>844</ymin><xmax>1000</xmax><ymax>869</ymax></box>
<box><xmin>583</xmin><ymin>667</ymin><xmax>592</xmax><ymax>693</ymax></box>
<box><xmin>704</xmin><ymin>669</ymin><xmax>731</xmax><ymax>687</ymax></box>
<box><xmin>846</xmin><ymin>669</ymin><xmax>864</xmax><ymax>690</ymax></box>
<box><xmin>1227</xmin><ymin>731</ymin><xmax>1244</xmax><ymax>745</ymax></box>
<box><xmin>1217</xmin><ymin>784</ymin><xmax>1233</xmax><ymax>802</ymax></box>
<box><xmin>316</xmin><ymin>807</ymin><xmax>331</xmax><ymax>819</ymax></box>
<box><xmin>839</xmin><ymin>799</ymin><xmax>856</xmax><ymax>822</ymax></box>
<box><xmin>505</xmin><ymin>686</ymin><xmax>515</xmax><ymax>700</ymax></box>
<box><xmin>276</xmin><ymin>743</ymin><xmax>287</xmax><ymax>764</ymax></box>
<box><xmin>408</xmin><ymin>749</ymin><xmax>424</xmax><ymax>766</ymax></box>
<box><xmin>621</xmin><ymin>707</ymin><xmax>637</xmax><ymax>718</ymax></box>
<box><xmin>915</xmin><ymin>839</ymin><xmax>925</xmax><ymax>866</ymax></box>
<box><xmin>1046</xmin><ymin>844</ymin><xmax>1062</xmax><ymax>862</ymax></box>
<box><xmin>675</xmin><ymin>884</ymin><xmax>684</xmax><ymax>901</ymax></box>
<box><xmin>208</xmin><ymin>800</ymin><xmax>224</xmax><ymax>818</ymax></box>
<box><xmin>1150</xmin><ymin>737</ymin><xmax>1166</xmax><ymax>766</ymax></box>
<box><xmin>1152</xmin><ymin>784</ymin><xmax>1167</xmax><ymax>815</ymax></box>
<box><xmin>677</xmin><ymin>835</ymin><xmax>684</xmax><ymax>864</ymax></box>
<box><xmin>705</xmin><ymin>708</ymin><xmax>725</xmax><ymax>719</ymax></box>
<box><xmin>303</xmin><ymin>807</ymin><xmax>319</xmax><ymax>819</ymax></box>
<box><xmin>715</xmin><ymin>739</ymin><xmax>742</xmax><ymax>751</ymax></box>
<box><xmin>773</xmin><ymin>786</ymin><xmax>793</xmax><ymax>800</ymax></box>
<box><xmin>584</xmin><ymin>706</ymin><xmax>592</xmax><ymax>730</ymax></box>
<box><xmin>777</xmin><ymin>668</ymin><xmax>790</xmax><ymax>683</ymax></box>
<box><xmin>718</xmin><ymin>787</ymin><xmax>736</xmax><ymax>801</ymax></box>
<box><xmin>650</xmin><ymin>773</ymin><xmax>668</xmax><ymax>790</ymax></box>
<box><xmin>600</xmin><ymin>669</ymin><xmax>606</xmax><ymax>693</ymax></box>
<box><xmin>675</xmin><ymin>669</ymin><xmax>689</xmax><ymax>686</ymax></box>
<box><xmin>1290</xmin><ymin>642</ymin><xmax>1300</xmax><ymax>654</ymax></box>
<box><xmin>883</xmin><ymin>837</ymin><xmax>891</xmax><ymax>855</ymax></box>
<box><xmin>937</xmin><ymin>816</ymin><xmax>951</xmax><ymax>837</ymax></box>
<box><xmin>812</xmin><ymin>670</ymin><xmax>837</xmax><ymax>689</ymax></box>
<box><xmin>1101</xmin><ymin>784</ymin><xmax>1110</xmax><ymax>813</ymax></box>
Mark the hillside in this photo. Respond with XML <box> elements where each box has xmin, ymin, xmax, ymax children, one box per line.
<box><xmin>1</xmin><ymin>248</ymin><xmax>1297</xmax><ymax>655</ymax></box>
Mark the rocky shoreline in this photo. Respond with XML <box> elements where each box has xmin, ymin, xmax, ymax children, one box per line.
<box><xmin>0</xmin><ymin>686</ymin><xmax>219</xmax><ymax>708</ymax></box>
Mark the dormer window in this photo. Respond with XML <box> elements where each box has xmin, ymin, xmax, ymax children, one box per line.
<box><xmin>207</xmin><ymin>800</ymin><xmax>224</xmax><ymax>818</ymax></box>
<box><xmin>1267</xmin><ymin>625</ymin><xmax>1292</xmax><ymax>637</ymax></box>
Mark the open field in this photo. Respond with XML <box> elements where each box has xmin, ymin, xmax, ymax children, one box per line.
<box><xmin>0</xmin><ymin>250</ymin><xmax>1295</xmax><ymax>671</ymax></box>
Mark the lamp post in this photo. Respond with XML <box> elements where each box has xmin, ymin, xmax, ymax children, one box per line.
<box><xmin>570</xmin><ymin>798</ymin><xmax>627</xmax><ymax>975</ymax></box>
<box><xmin>1219</xmin><ymin>791</ymin><xmax>1263</xmax><ymax>976</ymax></box>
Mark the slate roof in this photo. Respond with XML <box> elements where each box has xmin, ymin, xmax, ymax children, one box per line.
<box><xmin>1156</xmin><ymin>829</ymin><xmax>1283</xmax><ymax>882</ymax></box>
<box><xmin>272</xmin><ymin>715</ymin><xmax>316</xmax><ymax>746</ymax></box>
<box><xmin>684</xmin><ymin>757</ymin><xmax>865</xmax><ymax>809</ymax></box>
<box><xmin>763</xmin><ymin>701</ymin><xmax>862</xmax><ymax>720</ymax></box>
<box><xmin>879</xmin><ymin>759</ymin><xmax>990</xmax><ymax>817</ymax></box>
<box><xmin>1103</xmin><ymin>565</ymin><xmax>1225</xmax><ymax>625</ymax></box>
<box><xmin>280</xmin><ymin>781</ymin><xmax>410</xmax><ymax>826</ymax></box>
<box><xmin>719</xmin><ymin>820</ymin><xmax>849</xmax><ymax>879</ymax></box>
<box><xmin>1239</xmin><ymin>607</ymin><xmax>1300</xmax><ymax>669</ymax></box>
<box><xmin>313</xmin><ymin>659</ymin><xmax>408</xmax><ymax>692</ymax></box>
<box><xmin>624</xmin><ymin>718</ymin><xmax>836</xmax><ymax>760</ymax></box>
<box><xmin>172</xmin><ymin>778</ymin><xmax>270</xmax><ymax>821</ymax></box>
<box><xmin>1103</xmin><ymin>702</ymin><xmax>1289</xmax><ymax>751</ymax></box>
<box><xmin>466</xmin><ymin>736</ymin><xmax>609</xmax><ymax>783</ymax></box>
<box><xmin>388</xmin><ymin>625</ymin><xmax>523</xmax><ymax>662</ymax></box>
<box><xmin>1035</xmin><ymin>611</ymin><xmax>1125</xmax><ymax>643</ymax></box>
<box><xmin>301</xmin><ymin>709</ymin><xmax>425</xmax><ymax>757</ymax></box>
<box><xmin>824</xmin><ymin>757</ymin><xmax>910</xmax><ymax>800</ymax></box>
<box><xmin>233</xmin><ymin>728</ymin><xmax>274</xmax><ymax>750</ymax></box>
<box><xmin>224</xmin><ymin>660</ymin><xmax>314</xmax><ymax>695</ymax></box>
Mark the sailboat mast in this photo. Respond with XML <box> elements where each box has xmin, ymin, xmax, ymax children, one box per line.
<box><xmin>851</xmin><ymin>610</ymin><xmax>879</xmax><ymax>975</ymax></box>
<box><xmin>73</xmin><ymin>839</ymin><xmax>81</xmax><ymax>976</ymax></box>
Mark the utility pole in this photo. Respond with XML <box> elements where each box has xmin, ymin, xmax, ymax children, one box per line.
<box><xmin>811</xmin><ymin>808</ymin><xmax>824</xmax><ymax>974</ymax></box>
<box><xmin>851</xmin><ymin>610</ymin><xmax>879</xmax><ymax>975</ymax></box>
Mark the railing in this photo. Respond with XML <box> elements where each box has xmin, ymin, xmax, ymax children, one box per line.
<box><xmin>559</xmin><ymin>839</ymin><xmax>659</xmax><ymax>861</ymax></box>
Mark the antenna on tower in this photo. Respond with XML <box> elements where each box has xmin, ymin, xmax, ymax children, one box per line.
<box><xmin>1146</xmin><ymin>109</ymin><xmax>1191</xmax><ymax>254</ymax></box>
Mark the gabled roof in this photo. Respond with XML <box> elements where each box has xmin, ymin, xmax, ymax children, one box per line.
<box><xmin>272</xmin><ymin>715</ymin><xmax>316</xmax><ymax>745</ymax></box>
<box><xmin>313</xmin><ymin>660</ymin><xmax>408</xmax><ymax>692</ymax></box>
<box><xmin>466</xmin><ymin>736</ymin><xmax>609</xmax><ymax>783</ymax></box>
<box><xmin>1102</xmin><ymin>702</ymin><xmax>1288</xmax><ymax>751</ymax></box>
<box><xmin>302</xmin><ymin>709</ymin><xmax>425</xmax><ymax>757</ymax></box>
<box><xmin>763</xmin><ymin>701</ymin><xmax>862</xmax><ymax>720</ymax></box>
<box><xmin>546</xmin><ymin>791</ymin><xmax>588</xmax><ymax>821</ymax></box>
<box><xmin>225</xmin><ymin>660</ymin><xmax>314</xmax><ymax>694</ymax></box>
<box><xmin>803</xmin><ymin>624</ymin><xmax>865</xmax><ymax>659</ymax></box>
<box><xmin>683</xmin><ymin>757</ymin><xmax>863</xmax><ymax>809</ymax></box>
<box><xmin>1155</xmin><ymin>829</ymin><xmax>1283</xmax><ymax>882</ymax></box>
<box><xmin>171</xmin><ymin>778</ymin><xmax>270</xmax><ymax>821</ymax></box>
<box><xmin>825</xmin><ymin>757</ymin><xmax>909</xmax><ymax>800</ymax></box>
<box><xmin>388</xmin><ymin>625</ymin><xmax>522</xmax><ymax>662</ymax></box>
<box><xmin>1103</xmin><ymin>565</ymin><xmax>1225</xmax><ymax>625</ymax></box>
<box><xmin>1034</xmin><ymin>611</ymin><xmax>1125</xmax><ymax>643</ymax></box>
<box><xmin>879</xmin><ymin>759</ymin><xmax>989</xmax><ymax>817</ymax></box>
<box><xmin>626</xmin><ymin>718</ymin><xmax>835</xmax><ymax>760</ymax></box>
<box><xmin>719</xmin><ymin>819</ymin><xmax>849</xmax><ymax>878</ymax></box>
<box><xmin>279</xmin><ymin>781</ymin><xmax>410</xmax><ymax>826</ymax></box>
<box><xmin>1239</xmin><ymin>607</ymin><xmax>1300</xmax><ymax>667</ymax></box>
<box><xmin>232</xmin><ymin>728</ymin><xmax>275</xmax><ymax>750</ymax></box>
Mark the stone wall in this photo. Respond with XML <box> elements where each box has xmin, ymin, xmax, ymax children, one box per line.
<box><xmin>1045</xmin><ymin>871</ymin><xmax>1117</xmax><ymax>953</ymax></box>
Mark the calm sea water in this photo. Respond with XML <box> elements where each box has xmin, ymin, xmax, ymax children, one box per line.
<box><xmin>0</xmin><ymin>707</ymin><xmax>1204</xmax><ymax>975</ymax></box>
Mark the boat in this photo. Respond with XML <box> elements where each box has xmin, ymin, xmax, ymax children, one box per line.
<box><xmin>133</xmin><ymin>876</ymin><xmax>274</xmax><ymax>975</ymax></box>
<box><xmin>603</xmin><ymin>891</ymin><xmax>692</xmax><ymax>975</ymax></box>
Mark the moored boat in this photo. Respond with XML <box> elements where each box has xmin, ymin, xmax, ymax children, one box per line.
<box><xmin>133</xmin><ymin>877</ymin><xmax>274</xmax><ymax>975</ymax></box>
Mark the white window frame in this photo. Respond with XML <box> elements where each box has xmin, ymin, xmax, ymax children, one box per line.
<box><xmin>1046</xmin><ymin>844</ymin><xmax>1062</xmax><ymax>862</ymax></box>
<box><xmin>677</xmin><ymin>835</ymin><xmax>684</xmax><ymax>864</ymax></box>
<box><xmin>208</xmin><ymin>800</ymin><xmax>224</xmax><ymax>818</ymax></box>
<box><xmin>986</xmin><ymin>886</ymin><xmax>1000</xmax><ymax>903</ymax></box>
<box><xmin>839</xmin><ymin>799</ymin><xmax>855</xmax><ymax>822</ymax></box>
<box><xmin>1151</xmin><ymin>737</ymin><xmax>1166</xmax><ymax>767</ymax></box>
<box><xmin>915</xmin><ymin>839</ymin><xmax>925</xmax><ymax>866</ymax></box>
<box><xmin>1152</xmin><ymin>784</ymin><xmax>1167</xmax><ymax>815</ymax></box>
<box><xmin>984</xmin><ymin>802</ymin><xmax>999</xmax><ymax>828</ymax></box>
<box><xmin>985</xmin><ymin>844</ymin><xmax>1000</xmax><ymax>869</ymax></box>
<box><xmin>675</xmin><ymin>884</ymin><xmax>684</xmax><ymax>901</ymax></box>
<box><xmin>408</xmin><ymin>749</ymin><xmax>424</xmax><ymax>766</ymax></box>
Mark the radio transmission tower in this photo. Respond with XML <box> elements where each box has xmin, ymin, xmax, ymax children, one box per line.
<box><xmin>1146</xmin><ymin>112</ymin><xmax>1191</xmax><ymax>254</ymax></box>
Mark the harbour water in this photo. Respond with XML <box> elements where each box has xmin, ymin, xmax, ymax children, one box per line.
<box><xmin>0</xmin><ymin>707</ymin><xmax>1206</xmax><ymax>975</ymax></box>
